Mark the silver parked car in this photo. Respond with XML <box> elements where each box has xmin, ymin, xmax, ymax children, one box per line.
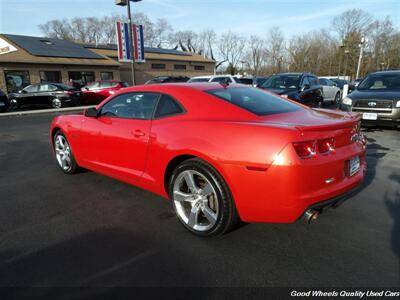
<box><xmin>319</xmin><ymin>78</ymin><xmax>342</xmax><ymax>104</ymax></box>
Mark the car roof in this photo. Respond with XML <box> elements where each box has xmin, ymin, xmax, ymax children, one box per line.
<box><xmin>122</xmin><ymin>82</ymin><xmax>244</xmax><ymax>92</ymax></box>
<box><xmin>370</xmin><ymin>70</ymin><xmax>400</xmax><ymax>75</ymax></box>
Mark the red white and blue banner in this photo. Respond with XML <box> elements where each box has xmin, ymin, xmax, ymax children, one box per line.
<box><xmin>132</xmin><ymin>24</ymin><xmax>145</xmax><ymax>63</ymax></box>
<box><xmin>116</xmin><ymin>21</ymin><xmax>145</xmax><ymax>63</ymax></box>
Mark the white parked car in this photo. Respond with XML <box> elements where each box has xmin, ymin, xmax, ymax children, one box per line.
<box><xmin>188</xmin><ymin>75</ymin><xmax>241</xmax><ymax>84</ymax></box>
<box><xmin>318</xmin><ymin>78</ymin><xmax>342</xmax><ymax>104</ymax></box>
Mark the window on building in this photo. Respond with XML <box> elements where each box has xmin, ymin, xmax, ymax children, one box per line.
<box><xmin>40</xmin><ymin>71</ymin><xmax>61</xmax><ymax>83</ymax></box>
<box><xmin>4</xmin><ymin>70</ymin><xmax>30</xmax><ymax>92</ymax></box>
<box><xmin>174</xmin><ymin>64</ymin><xmax>186</xmax><ymax>70</ymax></box>
<box><xmin>100</xmin><ymin>72</ymin><xmax>114</xmax><ymax>80</ymax></box>
<box><xmin>68</xmin><ymin>71</ymin><xmax>95</xmax><ymax>87</ymax></box>
<box><xmin>151</xmin><ymin>64</ymin><xmax>166</xmax><ymax>70</ymax></box>
<box><xmin>194</xmin><ymin>65</ymin><xmax>205</xmax><ymax>71</ymax></box>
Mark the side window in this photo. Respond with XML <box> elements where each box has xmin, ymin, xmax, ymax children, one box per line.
<box><xmin>23</xmin><ymin>85</ymin><xmax>39</xmax><ymax>93</ymax></box>
<box><xmin>319</xmin><ymin>79</ymin><xmax>327</xmax><ymax>85</ymax></box>
<box><xmin>100</xmin><ymin>93</ymin><xmax>159</xmax><ymax>120</ymax></box>
<box><xmin>39</xmin><ymin>84</ymin><xmax>57</xmax><ymax>92</ymax></box>
<box><xmin>100</xmin><ymin>81</ymin><xmax>114</xmax><ymax>88</ymax></box>
<box><xmin>86</xmin><ymin>82</ymin><xmax>100</xmax><ymax>90</ymax></box>
<box><xmin>154</xmin><ymin>94</ymin><xmax>184</xmax><ymax>118</ymax></box>
<box><xmin>301</xmin><ymin>76</ymin><xmax>310</xmax><ymax>86</ymax></box>
<box><xmin>309</xmin><ymin>76</ymin><xmax>319</xmax><ymax>85</ymax></box>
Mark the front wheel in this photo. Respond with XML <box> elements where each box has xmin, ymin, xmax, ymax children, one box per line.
<box><xmin>169</xmin><ymin>158</ymin><xmax>239</xmax><ymax>237</ymax></box>
<box><xmin>334</xmin><ymin>92</ymin><xmax>341</xmax><ymax>104</ymax></box>
<box><xmin>9</xmin><ymin>99</ymin><xmax>19</xmax><ymax>110</ymax></box>
<box><xmin>53</xmin><ymin>131</ymin><xmax>80</xmax><ymax>174</ymax></box>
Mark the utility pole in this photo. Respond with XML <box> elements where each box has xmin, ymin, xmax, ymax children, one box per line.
<box><xmin>356</xmin><ymin>37</ymin><xmax>367</xmax><ymax>80</ymax></box>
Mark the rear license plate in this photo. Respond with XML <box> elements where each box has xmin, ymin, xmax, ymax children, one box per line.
<box><xmin>348</xmin><ymin>156</ymin><xmax>360</xmax><ymax>176</ymax></box>
<box><xmin>362</xmin><ymin>112</ymin><xmax>378</xmax><ymax>120</ymax></box>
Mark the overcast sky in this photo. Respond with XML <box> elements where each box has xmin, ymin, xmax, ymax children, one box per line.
<box><xmin>1</xmin><ymin>0</ymin><xmax>399</xmax><ymax>38</ymax></box>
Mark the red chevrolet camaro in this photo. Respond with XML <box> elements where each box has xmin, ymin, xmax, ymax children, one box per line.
<box><xmin>50</xmin><ymin>83</ymin><xmax>367</xmax><ymax>236</ymax></box>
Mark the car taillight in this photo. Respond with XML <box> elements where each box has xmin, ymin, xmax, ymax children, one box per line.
<box><xmin>293</xmin><ymin>141</ymin><xmax>316</xmax><ymax>159</ymax></box>
<box><xmin>318</xmin><ymin>137</ymin><xmax>335</xmax><ymax>154</ymax></box>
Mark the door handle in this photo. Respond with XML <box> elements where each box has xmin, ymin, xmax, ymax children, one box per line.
<box><xmin>132</xmin><ymin>129</ymin><xmax>145</xmax><ymax>138</ymax></box>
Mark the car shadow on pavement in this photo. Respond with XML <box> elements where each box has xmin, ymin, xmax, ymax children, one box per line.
<box><xmin>357</xmin><ymin>132</ymin><xmax>389</xmax><ymax>192</ymax></box>
<box><xmin>0</xmin><ymin>228</ymin><xmax>206</xmax><ymax>298</ymax></box>
<box><xmin>384</xmin><ymin>172</ymin><xmax>400</xmax><ymax>281</ymax></box>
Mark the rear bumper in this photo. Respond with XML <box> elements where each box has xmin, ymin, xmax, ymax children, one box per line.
<box><xmin>220</xmin><ymin>141</ymin><xmax>366</xmax><ymax>223</ymax></box>
<box><xmin>298</xmin><ymin>181</ymin><xmax>363</xmax><ymax>221</ymax></box>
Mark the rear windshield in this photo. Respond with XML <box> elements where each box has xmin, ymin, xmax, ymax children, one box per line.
<box><xmin>207</xmin><ymin>87</ymin><xmax>301</xmax><ymax>116</ymax></box>
<box><xmin>261</xmin><ymin>74</ymin><xmax>301</xmax><ymax>89</ymax></box>
<box><xmin>188</xmin><ymin>78</ymin><xmax>210</xmax><ymax>83</ymax></box>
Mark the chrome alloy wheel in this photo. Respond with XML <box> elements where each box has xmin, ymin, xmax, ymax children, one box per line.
<box><xmin>52</xmin><ymin>98</ymin><xmax>62</xmax><ymax>109</ymax></box>
<box><xmin>9</xmin><ymin>99</ymin><xmax>18</xmax><ymax>109</ymax></box>
<box><xmin>173</xmin><ymin>170</ymin><xmax>219</xmax><ymax>231</ymax></box>
<box><xmin>55</xmin><ymin>135</ymin><xmax>72</xmax><ymax>171</ymax></box>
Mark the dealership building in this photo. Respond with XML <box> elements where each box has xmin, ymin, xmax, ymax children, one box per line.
<box><xmin>0</xmin><ymin>34</ymin><xmax>215</xmax><ymax>92</ymax></box>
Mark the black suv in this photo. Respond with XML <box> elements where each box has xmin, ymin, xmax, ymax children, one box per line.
<box><xmin>340</xmin><ymin>70</ymin><xmax>400</xmax><ymax>128</ymax></box>
<box><xmin>260</xmin><ymin>73</ymin><xmax>323</xmax><ymax>107</ymax></box>
<box><xmin>8</xmin><ymin>83</ymin><xmax>81</xmax><ymax>109</ymax></box>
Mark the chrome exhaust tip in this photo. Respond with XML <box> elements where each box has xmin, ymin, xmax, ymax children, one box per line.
<box><xmin>303</xmin><ymin>209</ymin><xmax>319</xmax><ymax>224</ymax></box>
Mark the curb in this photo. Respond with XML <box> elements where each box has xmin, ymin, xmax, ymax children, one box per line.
<box><xmin>0</xmin><ymin>105</ymin><xmax>95</xmax><ymax>117</ymax></box>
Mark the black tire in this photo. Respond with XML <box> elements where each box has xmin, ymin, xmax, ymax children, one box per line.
<box><xmin>334</xmin><ymin>92</ymin><xmax>341</xmax><ymax>104</ymax></box>
<box><xmin>169</xmin><ymin>158</ymin><xmax>240</xmax><ymax>237</ymax></box>
<box><xmin>53</xmin><ymin>131</ymin><xmax>80</xmax><ymax>174</ymax></box>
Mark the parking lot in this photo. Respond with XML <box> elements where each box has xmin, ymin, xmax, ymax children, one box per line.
<box><xmin>0</xmin><ymin>111</ymin><xmax>399</xmax><ymax>289</ymax></box>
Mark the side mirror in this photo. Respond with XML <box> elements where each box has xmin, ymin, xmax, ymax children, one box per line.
<box><xmin>333</xmin><ymin>83</ymin><xmax>338</xmax><ymax>87</ymax></box>
<box><xmin>84</xmin><ymin>107</ymin><xmax>99</xmax><ymax>118</ymax></box>
<box><xmin>301</xmin><ymin>84</ymin><xmax>310</xmax><ymax>92</ymax></box>
<box><xmin>85</xmin><ymin>87</ymin><xmax>89</xmax><ymax>91</ymax></box>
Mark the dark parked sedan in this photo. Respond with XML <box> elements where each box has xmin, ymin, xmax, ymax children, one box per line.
<box><xmin>8</xmin><ymin>83</ymin><xmax>81</xmax><ymax>109</ymax></box>
<box><xmin>0</xmin><ymin>89</ymin><xmax>9</xmax><ymax>113</ymax></box>
<box><xmin>340</xmin><ymin>70</ymin><xmax>400</xmax><ymax>128</ymax></box>
<box><xmin>260</xmin><ymin>73</ymin><xmax>323</xmax><ymax>107</ymax></box>
<box><xmin>145</xmin><ymin>76</ymin><xmax>190</xmax><ymax>84</ymax></box>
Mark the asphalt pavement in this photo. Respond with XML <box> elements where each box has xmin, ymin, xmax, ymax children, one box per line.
<box><xmin>0</xmin><ymin>111</ymin><xmax>399</xmax><ymax>292</ymax></box>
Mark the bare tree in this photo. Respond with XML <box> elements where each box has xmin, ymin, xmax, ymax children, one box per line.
<box><xmin>39</xmin><ymin>19</ymin><xmax>72</xmax><ymax>40</ymax></box>
<box><xmin>246</xmin><ymin>35</ymin><xmax>266</xmax><ymax>75</ymax></box>
<box><xmin>218</xmin><ymin>31</ymin><xmax>246</xmax><ymax>74</ymax></box>
<box><xmin>332</xmin><ymin>9</ymin><xmax>373</xmax><ymax>39</ymax></box>
<box><xmin>266</xmin><ymin>27</ymin><xmax>285</xmax><ymax>72</ymax></box>
<box><xmin>198</xmin><ymin>29</ymin><xmax>217</xmax><ymax>60</ymax></box>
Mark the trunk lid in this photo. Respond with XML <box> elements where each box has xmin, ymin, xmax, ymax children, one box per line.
<box><xmin>258</xmin><ymin>108</ymin><xmax>361</xmax><ymax>148</ymax></box>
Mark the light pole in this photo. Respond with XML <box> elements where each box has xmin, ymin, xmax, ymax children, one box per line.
<box><xmin>115</xmin><ymin>0</ymin><xmax>142</xmax><ymax>85</ymax></box>
<box><xmin>343</xmin><ymin>49</ymin><xmax>350</xmax><ymax>79</ymax></box>
<box><xmin>356</xmin><ymin>37</ymin><xmax>367</xmax><ymax>80</ymax></box>
<box><xmin>337</xmin><ymin>43</ymin><xmax>344</xmax><ymax>78</ymax></box>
